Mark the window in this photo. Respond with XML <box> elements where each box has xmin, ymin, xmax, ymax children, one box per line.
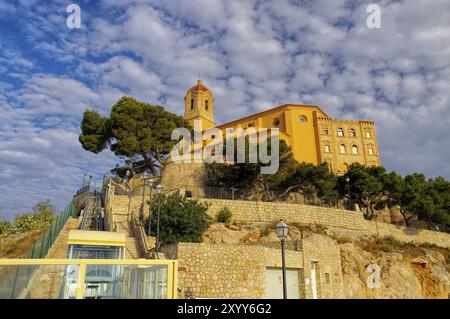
<box><xmin>350</xmin><ymin>128</ymin><xmax>356</xmax><ymax>137</ymax></box>
<box><xmin>369</xmin><ymin>148</ymin><xmax>374</xmax><ymax>155</ymax></box>
<box><xmin>352</xmin><ymin>145</ymin><xmax>358</xmax><ymax>154</ymax></box>
<box><xmin>205</xmin><ymin>100</ymin><xmax>209</xmax><ymax>111</ymax></box>
<box><xmin>273</xmin><ymin>118</ymin><xmax>280</xmax><ymax>127</ymax></box>
<box><xmin>299</xmin><ymin>116</ymin><xmax>307</xmax><ymax>123</ymax></box>
<box><xmin>339</xmin><ymin>144</ymin><xmax>346</xmax><ymax>154</ymax></box>
<box><xmin>190</xmin><ymin>99</ymin><xmax>194</xmax><ymax>110</ymax></box>
<box><xmin>248</xmin><ymin>122</ymin><xmax>254</xmax><ymax>127</ymax></box>
<box><xmin>322</xmin><ymin>128</ymin><xmax>329</xmax><ymax>135</ymax></box>
<box><xmin>324</xmin><ymin>145</ymin><xmax>330</xmax><ymax>153</ymax></box>
<box><xmin>338</xmin><ymin>128</ymin><xmax>344</xmax><ymax>137</ymax></box>
<box><xmin>366</xmin><ymin>131</ymin><xmax>372</xmax><ymax>138</ymax></box>
<box><xmin>325</xmin><ymin>273</ymin><xmax>331</xmax><ymax>284</ymax></box>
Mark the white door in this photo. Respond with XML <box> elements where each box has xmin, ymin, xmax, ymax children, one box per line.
<box><xmin>310</xmin><ymin>261</ymin><xmax>318</xmax><ymax>299</ymax></box>
<box><xmin>265</xmin><ymin>268</ymin><xmax>300</xmax><ymax>299</ymax></box>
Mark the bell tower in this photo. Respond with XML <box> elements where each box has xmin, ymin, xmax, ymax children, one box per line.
<box><xmin>184</xmin><ymin>80</ymin><xmax>215</xmax><ymax>130</ymax></box>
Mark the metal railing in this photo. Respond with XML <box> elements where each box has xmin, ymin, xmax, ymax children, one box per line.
<box><xmin>182</xmin><ymin>185</ymin><xmax>346</xmax><ymax>209</ymax></box>
<box><xmin>0</xmin><ymin>259</ymin><xmax>177</xmax><ymax>299</ymax></box>
<box><xmin>0</xmin><ymin>202</ymin><xmax>78</xmax><ymax>299</ymax></box>
<box><xmin>79</xmin><ymin>193</ymin><xmax>103</xmax><ymax>231</ymax></box>
<box><xmin>130</xmin><ymin>211</ymin><xmax>151</xmax><ymax>258</ymax></box>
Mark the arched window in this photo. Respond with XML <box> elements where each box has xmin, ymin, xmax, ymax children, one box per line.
<box><xmin>190</xmin><ymin>99</ymin><xmax>194</xmax><ymax>110</ymax></box>
<box><xmin>338</xmin><ymin>128</ymin><xmax>344</xmax><ymax>137</ymax></box>
<box><xmin>352</xmin><ymin>145</ymin><xmax>358</xmax><ymax>154</ymax></box>
<box><xmin>324</xmin><ymin>145</ymin><xmax>330</xmax><ymax>153</ymax></box>
<box><xmin>368</xmin><ymin>148</ymin><xmax>374</xmax><ymax>155</ymax></box>
<box><xmin>205</xmin><ymin>100</ymin><xmax>209</xmax><ymax>111</ymax></box>
<box><xmin>323</xmin><ymin>128</ymin><xmax>329</xmax><ymax>135</ymax></box>
<box><xmin>350</xmin><ymin>128</ymin><xmax>356</xmax><ymax>137</ymax></box>
<box><xmin>366</xmin><ymin>131</ymin><xmax>372</xmax><ymax>138</ymax></box>
<box><xmin>299</xmin><ymin>116</ymin><xmax>307</xmax><ymax>123</ymax></box>
<box><xmin>339</xmin><ymin>144</ymin><xmax>346</xmax><ymax>154</ymax></box>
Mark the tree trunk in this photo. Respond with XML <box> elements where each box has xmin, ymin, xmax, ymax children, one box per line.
<box><xmin>142</xmin><ymin>153</ymin><xmax>158</xmax><ymax>176</ymax></box>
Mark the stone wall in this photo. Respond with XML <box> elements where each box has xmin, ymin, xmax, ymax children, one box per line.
<box><xmin>161</xmin><ymin>162</ymin><xmax>204</xmax><ymax>191</ymax></box>
<box><xmin>109</xmin><ymin>195</ymin><xmax>450</xmax><ymax>248</ymax></box>
<box><xmin>203</xmin><ymin>199</ymin><xmax>450</xmax><ymax>248</ymax></box>
<box><xmin>161</xmin><ymin>235</ymin><xmax>344</xmax><ymax>299</ymax></box>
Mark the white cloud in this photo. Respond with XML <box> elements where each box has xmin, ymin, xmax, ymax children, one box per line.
<box><xmin>1</xmin><ymin>0</ymin><xmax>449</xmax><ymax>218</ymax></box>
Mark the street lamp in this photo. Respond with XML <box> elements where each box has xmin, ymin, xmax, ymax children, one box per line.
<box><xmin>276</xmin><ymin>219</ymin><xmax>289</xmax><ymax>299</ymax></box>
<box><xmin>345</xmin><ymin>176</ymin><xmax>352</xmax><ymax>210</ymax></box>
<box><xmin>155</xmin><ymin>184</ymin><xmax>163</xmax><ymax>253</ymax></box>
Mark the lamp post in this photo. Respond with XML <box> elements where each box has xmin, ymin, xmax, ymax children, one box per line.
<box><xmin>276</xmin><ymin>220</ymin><xmax>289</xmax><ymax>299</ymax></box>
<box><xmin>345</xmin><ymin>176</ymin><xmax>352</xmax><ymax>210</ymax></box>
<box><xmin>155</xmin><ymin>184</ymin><xmax>163</xmax><ymax>253</ymax></box>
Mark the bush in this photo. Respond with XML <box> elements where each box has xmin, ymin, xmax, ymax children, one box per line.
<box><xmin>0</xmin><ymin>220</ymin><xmax>13</xmax><ymax>237</ymax></box>
<box><xmin>217</xmin><ymin>207</ymin><xmax>232</xmax><ymax>223</ymax></box>
<box><xmin>145</xmin><ymin>193</ymin><xmax>211</xmax><ymax>245</ymax></box>
<box><xmin>13</xmin><ymin>211</ymin><xmax>54</xmax><ymax>233</ymax></box>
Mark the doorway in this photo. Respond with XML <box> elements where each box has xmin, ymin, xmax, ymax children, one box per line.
<box><xmin>265</xmin><ymin>268</ymin><xmax>300</xmax><ymax>299</ymax></box>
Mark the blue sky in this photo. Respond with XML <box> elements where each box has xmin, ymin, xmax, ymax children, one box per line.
<box><xmin>0</xmin><ymin>0</ymin><xmax>449</xmax><ymax>220</ymax></box>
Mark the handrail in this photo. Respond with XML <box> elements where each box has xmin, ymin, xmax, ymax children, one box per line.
<box><xmin>130</xmin><ymin>211</ymin><xmax>151</xmax><ymax>258</ymax></box>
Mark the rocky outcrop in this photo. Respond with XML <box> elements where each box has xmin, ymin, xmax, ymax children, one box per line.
<box><xmin>340</xmin><ymin>243</ymin><xmax>450</xmax><ymax>298</ymax></box>
<box><xmin>202</xmin><ymin>222</ymin><xmax>450</xmax><ymax>299</ymax></box>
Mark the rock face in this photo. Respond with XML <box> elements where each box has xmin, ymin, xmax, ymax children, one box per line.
<box><xmin>202</xmin><ymin>222</ymin><xmax>450</xmax><ymax>299</ymax></box>
<box><xmin>340</xmin><ymin>243</ymin><xmax>450</xmax><ymax>298</ymax></box>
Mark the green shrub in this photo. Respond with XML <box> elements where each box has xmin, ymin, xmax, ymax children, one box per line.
<box><xmin>0</xmin><ymin>220</ymin><xmax>13</xmax><ymax>236</ymax></box>
<box><xmin>145</xmin><ymin>194</ymin><xmax>211</xmax><ymax>245</ymax></box>
<box><xmin>217</xmin><ymin>207</ymin><xmax>232</xmax><ymax>223</ymax></box>
<box><xmin>13</xmin><ymin>211</ymin><xmax>54</xmax><ymax>233</ymax></box>
<box><xmin>11</xmin><ymin>200</ymin><xmax>55</xmax><ymax>233</ymax></box>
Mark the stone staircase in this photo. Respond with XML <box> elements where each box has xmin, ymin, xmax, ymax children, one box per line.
<box><xmin>116</xmin><ymin>220</ymin><xmax>142</xmax><ymax>259</ymax></box>
<box><xmin>46</xmin><ymin>218</ymin><xmax>79</xmax><ymax>259</ymax></box>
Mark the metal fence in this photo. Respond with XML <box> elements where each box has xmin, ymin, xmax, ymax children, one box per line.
<box><xmin>182</xmin><ymin>185</ymin><xmax>346</xmax><ymax>210</ymax></box>
<box><xmin>0</xmin><ymin>202</ymin><xmax>78</xmax><ymax>299</ymax></box>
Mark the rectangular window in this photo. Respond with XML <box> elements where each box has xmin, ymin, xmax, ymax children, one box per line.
<box><xmin>325</xmin><ymin>273</ymin><xmax>331</xmax><ymax>284</ymax></box>
<box><xmin>324</xmin><ymin>145</ymin><xmax>330</xmax><ymax>153</ymax></box>
<box><xmin>369</xmin><ymin>148</ymin><xmax>374</xmax><ymax>155</ymax></box>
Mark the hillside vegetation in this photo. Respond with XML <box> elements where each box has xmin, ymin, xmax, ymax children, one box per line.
<box><xmin>205</xmin><ymin>158</ymin><xmax>450</xmax><ymax>228</ymax></box>
<box><xmin>0</xmin><ymin>200</ymin><xmax>56</xmax><ymax>258</ymax></box>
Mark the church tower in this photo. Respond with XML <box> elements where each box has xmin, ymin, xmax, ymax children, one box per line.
<box><xmin>184</xmin><ymin>80</ymin><xmax>215</xmax><ymax>130</ymax></box>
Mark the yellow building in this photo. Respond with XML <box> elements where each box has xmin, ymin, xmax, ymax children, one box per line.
<box><xmin>184</xmin><ymin>80</ymin><xmax>381</xmax><ymax>174</ymax></box>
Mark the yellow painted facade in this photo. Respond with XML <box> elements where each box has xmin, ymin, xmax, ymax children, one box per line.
<box><xmin>184</xmin><ymin>80</ymin><xmax>381</xmax><ymax>174</ymax></box>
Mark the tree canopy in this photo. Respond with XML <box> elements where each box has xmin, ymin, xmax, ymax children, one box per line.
<box><xmin>144</xmin><ymin>193</ymin><xmax>211</xmax><ymax>245</ymax></box>
<box><xmin>204</xmin><ymin>137</ymin><xmax>338</xmax><ymax>202</ymax></box>
<box><xmin>205</xmin><ymin>154</ymin><xmax>450</xmax><ymax>227</ymax></box>
<box><xmin>79</xmin><ymin>96</ymin><xmax>192</xmax><ymax>175</ymax></box>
